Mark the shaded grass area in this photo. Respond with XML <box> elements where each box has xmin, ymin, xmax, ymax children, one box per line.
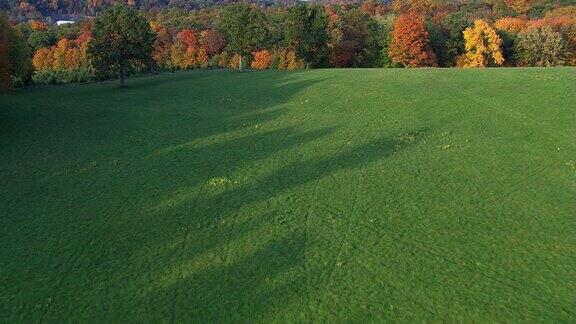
<box><xmin>1</xmin><ymin>68</ymin><xmax>575</xmax><ymax>322</ymax></box>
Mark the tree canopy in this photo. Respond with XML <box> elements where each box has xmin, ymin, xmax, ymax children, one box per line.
<box><xmin>1</xmin><ymin>0</ymin><xmax>575</xmax><ymax>88</ymax></box>
<box><xmin>0</xmin><ymin>12</ymin><xmax>29</xmax><ymax>90</ymax></box>
<box><xmin>217</xmin><ymin>3</ymin><xmax>267</xmax><ymax>70</ymax></box>
<box><xmin>388</xmin><ymin>11</ymin><xmax>437</xmax><ymax>67</ymax></box>
<box><xmin>88</xmin><ymin>4</ymin><xmax>155</xmax><ymax>86</ymax></box>
<box><xmin>284</xmin><ymin>4</ymin><xmax>329</xmax><ymax>69</ymax></box>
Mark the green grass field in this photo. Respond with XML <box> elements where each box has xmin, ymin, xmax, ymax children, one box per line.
<box><xmin>1</xmin><ymin>68</ymin><xmax>575</xmax><ymax>322</ymax></box>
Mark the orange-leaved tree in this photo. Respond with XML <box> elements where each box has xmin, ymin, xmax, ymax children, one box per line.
<box><xmin>494</xmin><ymin>16</ymin><xmax>528</xmax><ymax>34</ymax></box>
<box><xmin>32</xmin><ymin>33</ymin><xmax>90</xmax><ymax>73</ymax></box>
<box><xmin>32</xmin><ymin>47</ymin><xmax>54</xmax><ymax>71</ymax></box>
<box><xmin>228</xmin><ymin>53</ymin><xmax>242</xmax><ymax>69</ymax></box>
<box><xmin>388</xmin><ymin>11</ymin><xmax>437</xmax><ymax>67</ymax></box>
<box><xmin>151</xmin><ymin>24</ymin><xmax>173</xmax><ymax>70</ymax></box>
<box><xmin>30</xmin><ymin>20</ymin><xmax>47</xmax><ymax>31</ymax></box>
<box><xmin>250</xmin><ymin>49</ymin><xmax>272</xmax><ymax>69</ymax></box>
<box><xmin>53</xmin><ymin>38</ymin><xmax>71</xmax><ymax>70</ymax></box>
<box><xmin>462</xmin><ymin>19</ymin><xmax>504</xmax><ymax>67</ymax></box>
<box><xmin>196</xmin><ymin>47</ymin><xmax>209</xmax><ymax>67</ymax></box>
<box><xmin>179</xmin><ymin>29</ymin><xmax>198</xmax><ymax>48</ymax></box>
<box><xmin>171</xmin><ymin>29</ymin><xmax>199</xmax><ymax>69</ymax></box>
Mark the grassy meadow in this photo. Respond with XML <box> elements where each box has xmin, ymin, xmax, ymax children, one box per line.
<box><xmin>1</xmin><ymin>68</ymin><xmax>575</xmax><ymax>322</ymax></box>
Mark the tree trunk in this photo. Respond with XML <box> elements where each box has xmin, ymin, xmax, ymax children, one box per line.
<box><xmin>119</xmin><ymin>61</ymin><xmax>125</xmax><ymax>87</ymax></box>
<box><xmin>238</xmin><ymin>55</ymin><xmax>243</xmax><ymax>72</ymax></box>
<box><xmin>306</xmin><ymin>61</ymin><xmax>310</xmax><ymax>70</ymax></box>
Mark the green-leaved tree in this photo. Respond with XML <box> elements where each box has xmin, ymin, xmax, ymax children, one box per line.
<box><xmin>217</xmin><ymin>3</ymin><xmax>268</xmax><ymax>71</ymax></box>
<box><xmin>284</xmin><ymin>4</ymin><xmax>329</xmax><ymax>69</ymax></box>
<box><xmin>0</xmin><ymin>12</ymin><xmax>31</xmax><ymax>90</ymax></box>
<box><xmin>88</xmin><ymin>5</ymin><xmax>155</xmax><ymax>87</ymax></box>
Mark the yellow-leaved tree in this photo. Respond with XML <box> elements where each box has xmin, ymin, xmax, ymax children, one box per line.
<box><xmin>462</xmin><ymin>20</ymin><xmax>504</xmax><ymax>68</ymax></box>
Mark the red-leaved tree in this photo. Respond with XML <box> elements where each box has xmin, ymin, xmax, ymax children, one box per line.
<box><xmin>179</xmin><ymin>29</ymin><xmax>198</xmax><ymax>49</ymax></box>
<box><xmin>200</xmin><ymin>30</ymin><xmax>226</xmax><ymax>57</ymax></box>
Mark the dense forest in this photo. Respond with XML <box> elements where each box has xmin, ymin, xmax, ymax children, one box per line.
<box><xmin>1</xmin><ymin>0</ymin><xmax>575</xmax><ymax>89</ymax></box>
<box><xmin>5</xmin><ymin>0</ymin><xmax>298</xmax><ymax>20</ymax></box>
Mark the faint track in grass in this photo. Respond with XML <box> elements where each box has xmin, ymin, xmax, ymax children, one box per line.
<box><xmin>486</xmin><ymin>165</ymin><xmax>558</xmax><ymax>206</ymax></box>
<box><xmin>329</xmin><ymin>155</ymin><xmax>574</xmax><ymax>315</ymax></box>
<box><xmin>354</xmin><ymin>259</ymin><xmax>439</xmax><ymax>318</ymax></box>
<box><xmin>436</xmin><ymin>76</ymin><xmax>575</xmax><ymax>148</ymax></box>
<box><xmin>244</xmin><ymin>120</ymin><xmax>376</xmax><ymax>283</ymax></box>
<box><xmin>358</xmin><ymin>222</ymin><xmax>576</xmax><ymax>319</ymax></box>
<box><xmin>220</xmin><ymin>205</ymin><xmax>241</xmax><ymax>266</ymax></box>
<box><xmin>313</xmin><ymin>131</ymin><xmax>375</xmax><ymax>316</ymax></box>
<box><xmin>281</xmin><ymin>153</ymin><xmax>574</xmax><ymax>320</ymax></box>
<box><xmin>169</xmin><ymin>161</ymin><xmax>219</xmax><ymax>323</ymax></box>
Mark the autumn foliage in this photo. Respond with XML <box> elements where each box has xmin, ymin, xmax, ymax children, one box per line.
<box><xmin>32</xmin><ymin>47</ymin><xmax>53</xmax><ymax>71</ymax></box>
<box><xmin>533</xmin><ymin>7</ymin><xmax>576</xmax><ymax>64</ymax></box>
<box><xmin>179</xmin><ymin>29</ymin><xmax>198</xmax><ymax>48</ymax></box>
<box><xmin>388</xmin><ymin>11</ymin><xmax>437</xmax><ymax>67</ymax></box>
<box><xmin>32</xmin><ymin>33</ymin><xmax>90</xmax><ymax>72</ymax></box>
<box><xmin>250</xmin><ymin>50</ymin><xmax>272</xmax><ymax>69</ymax></box>
<box><xmin>196</xmin><ymin>47</ymin><xmax>209</xmax><ymax>67</ymax></box>
<box><xmin>7</xmin><ymin>0</ymin><xmax>576</xmax><ymax>89</ymax></box>
<box><xmin>462</xmin><ymin>20</ymin><xmax>504</xmax><ymax>67</ymax></box>
<box><xmin>152</xmin><ymin>24</ymin><xmax>173</xmax><ymax>69</ymax></box>
<box><xmin>216</xmin><ymin>52</ymin><xmax>229</xmax><ymax>68</ymax></box>
<box><xmin>494</xmin><ymin>17</ymin><xmax>528</xmax><ymax>34</ymax></box>
<box><xmin>516</xmin><ymin>26</ymin><xmax>568</xmax><ymax>66</ymax></box>
<box><xmin>504</xmin><ymin>0</ymin><xmax>536</xmax><ymax>14</ymax></box>
<box><xmin>361</xmin><ymin>0</ymin><xmax>386</xmax><ymax>16</ymax></box>
<box><xmin>228</xmin><ymin>53</ymin><xmax>242</xmax><ymax>69</ymax></box>
<box><xmin>30</xmin><ymin>19</ymin><xmax>47</xmax><ymax>30</ymax></box>
<box><xmin>277</xmin><ymin>49</ymin><xmax>305</xmax><ymax>70</ymax></box>
<box><xmin>161</xmin><ymin>28</ymin><xmax>224</xmax><ymax>70</ymax></box>
<box><xmin>200</xmin><ymin>30</ymin><xmax>226</xmax><ymax>56</ymax></box>
<box><xmin>170</xmin><ymin>29</ymin><xmax>201</xmax><ymax>69</ymax></box>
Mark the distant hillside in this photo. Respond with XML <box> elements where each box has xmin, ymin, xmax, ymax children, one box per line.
<box><xmin>2</xmin><ymin>0</ymin><xmax>311</xmax><ymax>22</ymax></box>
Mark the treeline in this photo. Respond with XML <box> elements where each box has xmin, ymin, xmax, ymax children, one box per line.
<box><xmin>3</xmin><ymin>0</ymin><xmax>576</xmax><ymax>22</ymax></box>
<box><xmin>3</xmin><ymin>0</ymin><xmax>295</xmax><ymax>21</ymax></box>
<box><xmin>1</xmin><ymin>0</ymin><xmax>575</xmax><ymax>89</ymax></box>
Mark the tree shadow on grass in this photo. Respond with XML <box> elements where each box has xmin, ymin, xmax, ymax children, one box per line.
<box><xmin>0</xmin><ymin>71</ymin><xmax>334</xmax><ymax>322</ymax></box>
<box><xmin>133</xmin><ymin>129</ymin><xmax>429</xmax><ymax>321</ymax></box>
<box><xmin>0</xmin><ymin>69</ymin><xmax>430</xmax><ymax>322</ymax></box>
<box><xmin>80</xmin><ymin>70</ymin><xmax>218</xmax><ymax>93</ymax></box>
<box><xmin>144</xmin><ymin>232</ymin><xmax>310</xmax><ymax>322</ymax></box>
<box><xmin>0</xmin><ymin>71</ymin><xmax>325</xmax><ymax>154</ymax></box>
<box><xmin>153</xmin><ymin>128</ymin><xmax>430</xmax><ymax>215</ymax></box>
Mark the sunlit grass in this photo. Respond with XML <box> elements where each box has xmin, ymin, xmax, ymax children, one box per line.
<box><xmin>1</xmin><ymin>68</ymin><xmax>575</xmax><ymax>322</ymax></box>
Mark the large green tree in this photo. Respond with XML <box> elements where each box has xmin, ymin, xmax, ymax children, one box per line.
<box><xmin>284</xmin><ymin>4</ymin><xmax>329</xmax><ymax>69</ymax></box>
<box><xmin>217</xmin><ymin>3</ymin><xmax>268</xmax><ymax>71</ymax></box>
<box><xmin>0</xmin><ymin>12</ymin><xmax>30</xmax><ymax>91</ymax></box>
<box><xmin>88</xmin><ymin>5</ymin><xmax>155</xmax><ymax>87</ymax></box>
